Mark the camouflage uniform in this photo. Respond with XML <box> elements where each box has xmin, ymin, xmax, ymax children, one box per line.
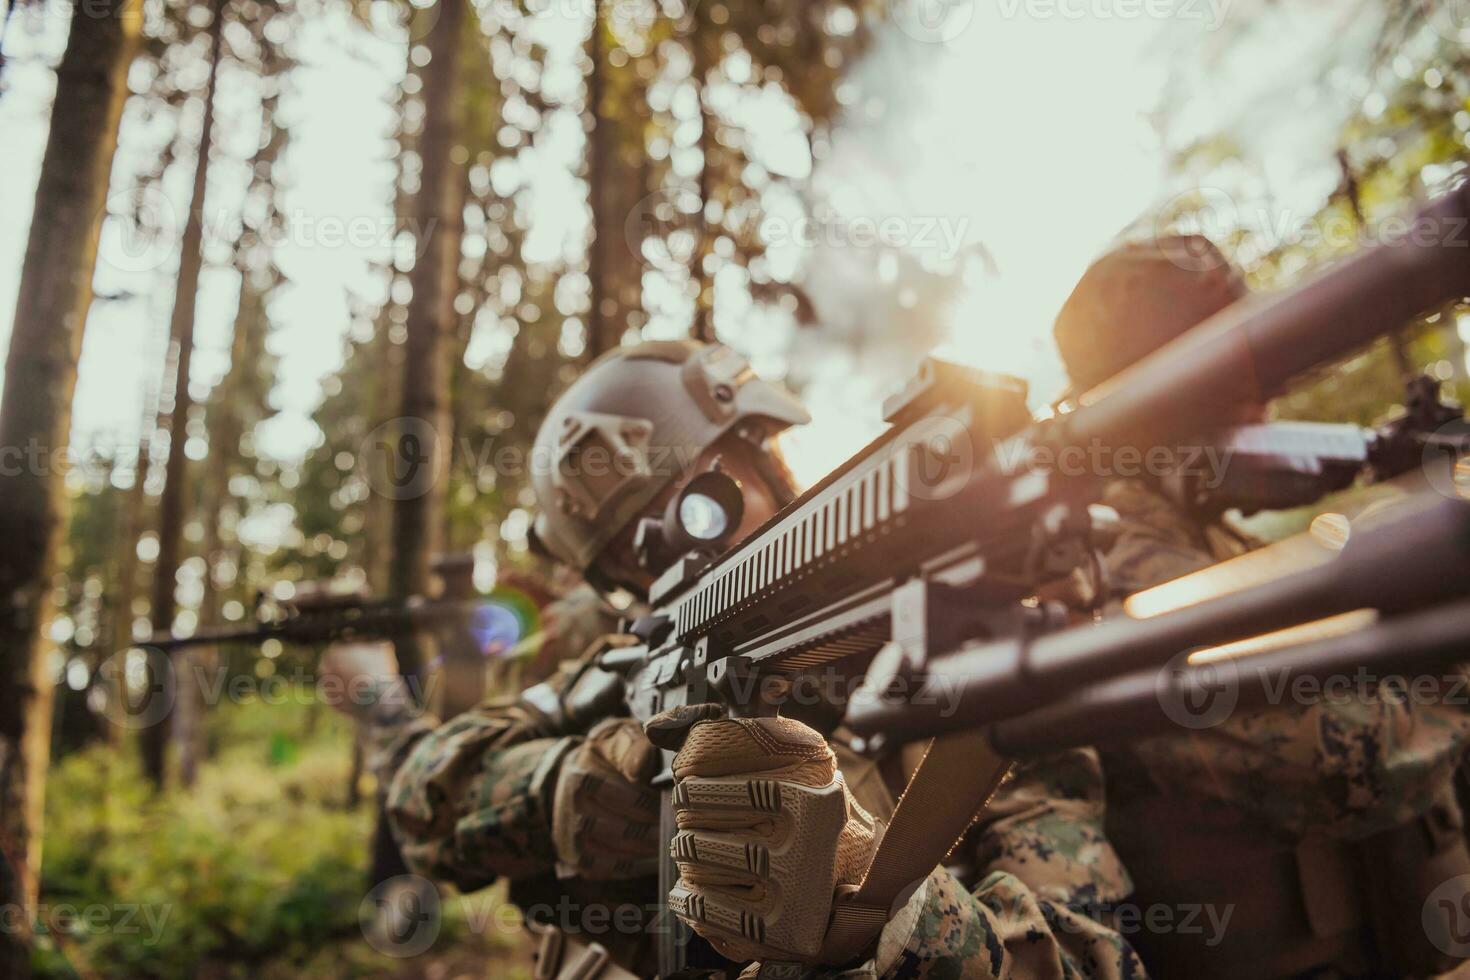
<box><xmin>527</xmin><ymin>584</ymin><xmax>621</xmax><ymax>683</ymax></box>
<box><xmin>1094</xmin><ymin>480</ymin><xmax>1470</xmax><ymax>978</ymax></box>
<box><xmin>1098</xmin><ymin>479</ymin><xmax>1470</xmax><ymax>842</ymax></box>
<box><xmin>840</xmin><ymin>747</ymin><xmax>1145</xmax><ymax>980</ymax></box>
<box><xmin>364</xmin><ymin>664</ymin><xmax>1145</xmax><ymax>977</ymax></box>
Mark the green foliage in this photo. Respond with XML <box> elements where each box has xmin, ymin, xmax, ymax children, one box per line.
<box><xmin>1162</xmin><ymin>2</ymin><xmax>1470</xmax><ymax>434</ymax></box>
<box><xmin>38</xmin><ymin>698</ymin><xmax>530</xmax><ymax>978</ymax></box>
<box><xmin>38</xmin><ymin>701</ymin><xmax>369</xmax><ymax>978</ymax></box>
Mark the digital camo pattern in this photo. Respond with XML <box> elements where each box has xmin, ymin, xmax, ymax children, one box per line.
<box><xmin>366</xmin><ymin>692</ymin><xmax>568</xmax><ymax>889</ymax></box>
<box><xmin>1101</xmin><ymin>479</ymin><xmax>1470</xmax><ymax>840</ymax></box>
<box><xmin>811</xmin><ymin>747</ymin><xmax>1141</xmax><ymax>980</ymax></box>
<box><xmin>968</xmin><ymin>749</ymin><xmax>1133</xmax><ymax>910</ymax></box>
<box><xmin>818</xmin><ymin>479</ymin><xmax>1470</xmax><ymax>979</ymax></box>
<box><xmin>821</xmin><ymin>866</ymin><xmax>1144</xmax><ymax>980</ymax></box>
<box><xmin>367</xmin><ymin>681</ymin><xmax>1142</xmax><ymax>978</ymax></box>
<box><xmin>525</xmin><ymin>583</ymin><xmax>622</xmax><ymax>684</ymax></box>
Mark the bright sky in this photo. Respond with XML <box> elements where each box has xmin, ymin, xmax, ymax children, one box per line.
<box><xmin>0</xmin><ymin>0</ymin><xmax>1357</xmax><ymax>490</ymax></box>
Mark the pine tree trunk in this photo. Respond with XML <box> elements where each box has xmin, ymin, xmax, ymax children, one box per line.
<box><xmin>0</xmin><ymin>0</ymin><xmax>140</xmax><ymax>972</ymax></box>
<box><xmin>690</xmin><ymin>21</ymin><xmax>715</xmax><ymax>343</ymax></box>
<box><xmin>585</xmin><ymin>0</ymin><xmax>615</xmax><ymax>358</ymax></box>
<box><xmin>175</xmin><ymin>285</ymin><xmax>250</xmax><ymax>787</ymax></box>
<box><xmin>103</xmin><ymin>423</ymin><xmax>153</xmax><ymax>746</ymax></box>
<box><xmin>388</xmin><ymin>0</ymin><xmax>467</xmax><ymax>678</ymax></box>
<box><xmin>142</xmin><ymin>0</ymin><xmax>225</xmax><ymax>788</ymax></box>
<box><xmin>371</xmin><ymin>0</ymin><xmax>469</xmax><ymax>894</ymax></box>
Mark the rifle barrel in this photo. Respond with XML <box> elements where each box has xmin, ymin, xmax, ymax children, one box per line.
<box><xmin>1066</xmin><ymin>185</ymin><xmax>1470</xmax><ymax>452</ymax></box>
<box><xmin>846</xmin><ymin>493</ymin><xmax>1470</xmax><ymax>741</ymax></box>
<box><xmin>989</xmin><ymin>596</ymin><xmax>1470</xmax><ymax>757</ymax></box>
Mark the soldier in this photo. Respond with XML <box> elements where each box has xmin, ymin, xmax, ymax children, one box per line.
<box><xmin>323</xmin><ymin>340</ymin><xmax>1145</xmax><ymax>978</ymax></box>
<box><xmin>1046</xmin><ymin>236</ymin><xmax>1470</xmax><ymax>978</ymax></box>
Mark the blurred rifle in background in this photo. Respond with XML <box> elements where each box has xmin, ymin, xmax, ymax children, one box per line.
<box><xmin>132</xmin><ymin>553</ymin><xmax>525</xmax><ymax>892</ymax></box>
<box><xmin>140</xmin><ymin>591</ymin><xmax>483</xmax><ymax>656</ymax></box>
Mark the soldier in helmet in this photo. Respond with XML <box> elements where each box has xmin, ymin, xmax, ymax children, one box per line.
<box><xmin>325</xmin><ymin>339</ymin><xmax>1149</xmax><ymax>978</ymax></box>
<box><xmin>1048</xmin><ymin>236</ymin><xmax>1470</xmax><ymax>978</ymax></box>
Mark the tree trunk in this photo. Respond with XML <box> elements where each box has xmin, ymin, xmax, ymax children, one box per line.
<box><xmin>143</xmin><ymin>0</ymin><xmax>225</xmax><ymax>788</ymax></box>
<box><xmin>103</xmin><ymin>420</ymin><xmax>154</xmax><ymax>747</ymax></box>
<box><xmin>373</xmin><ymin>0</ymin><xmax>468</xmax><ymax>894</ymax></box>
<box><xmin>585</xmin><ymin>0</ymin><xmax>615</xmax><ymax>358</ymax></box>
<box><xmin>174</xmin><ymin>283</ymin><xmax>251</xmax><ymax>787</ymax></box>
<box><xmin>690</xmin><ymin>22</ymin><xmax>715</xmax><ymax>343</ymax></box>
<box><xmin>388</xmin><ymin>0</ymin><xmax>467</xmax><ymax>678</ymax></box>
<box><xmin>0</xmin><ymin>0</ymin><xmax>140</xmax><ymax>972</ymax></box>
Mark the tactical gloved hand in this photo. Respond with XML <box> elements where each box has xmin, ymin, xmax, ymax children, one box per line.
<box><xmin>551</xmin><ymin>717</ymin><xmax>661</xmax><ymax>880</ymax></box>
<box><xmin>646</xmin><ymin>705</ymin><xmax>882</xmax><ymax>965</ymax></box>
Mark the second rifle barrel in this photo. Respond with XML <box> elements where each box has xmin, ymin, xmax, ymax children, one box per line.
<box><xmin>1066</xmin><ymin>185</ymin><xmax>1470</xmax><ymax>452</ymax></box>
<box><xmin>847</xmin><ymin>493</ymin><xmax>1470</xmax><ymax>741</ymax></box>
<box><xmin>990</xmin><ymin>596</ymin><xmax>1470</xmax><ymax>757</ymax></box>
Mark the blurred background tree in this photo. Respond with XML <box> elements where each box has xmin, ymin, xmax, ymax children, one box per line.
<box><xmin>3</xmin><ymin>0</ymin><xmax>1468</xmax><ymax>975</ymax></box>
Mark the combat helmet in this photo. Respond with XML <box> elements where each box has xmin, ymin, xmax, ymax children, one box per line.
<box><xmin>1054</xmin><ymin>235</ymin><xmax>1248</xmax><ymax>394</ymax></box>
<box><xmin>530</xmin><ymin>340</ymin><xmax>810</xmax><ymax>576</ymax></box>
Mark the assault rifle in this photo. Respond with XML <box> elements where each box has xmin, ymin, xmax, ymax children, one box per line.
<box><xmin>139</xmin><ymin>554</ymin><xmax>528</xmax><ymax>720</ymax></box>
<box><xmin>577</xmin><ymin>185</ymin><xmax>1470</xmax><ymax>978</ymax></box>
<box><xmin>140</xmin><ymin>591</ymin><xmax>486</xmax><ymax>655</ymax></box>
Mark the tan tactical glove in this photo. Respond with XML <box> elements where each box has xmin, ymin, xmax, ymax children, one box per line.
<box><xmin>646</xmin><ymin>705</ymin><xmax>882</xmax><ymax>965</ymax></box>
<box><xmin>551</xmin><ymin>717</ymin><xmax>661</xmax><ymax>880</ymax></box>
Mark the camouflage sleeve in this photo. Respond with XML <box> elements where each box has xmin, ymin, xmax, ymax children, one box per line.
<box><xmin>362</xmin><ymin>689</ymin><xmax>575</xmax><ymax>891</ymax></box>
<box><xmin>813</xmin><ymin>866</ymin><xmax>1145</xmax><ymax>980</ymax></box>
<box><xmin>970</xmin><ymin>749</ymin><xmax>1133</xmax><ymax>910</ymax></box>
<box><xmin>1099</xmin><ymin>480</ymin><xmax>1470</xmax><ymax>839</ymax></box>
<box><xmin>1126</xmin><ymin>674</ymin><xmax>1470</xmax><ymax>840</ymax></box>
<box><xmin>1097</xmin><ymin>480</ymin><xmax>1219</xmax><ymax>595</ymax></box>
<box><xmin>811</xmin><ymin>750</ymin><xmax>1143</xmax><ymax>980</ymax></box>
